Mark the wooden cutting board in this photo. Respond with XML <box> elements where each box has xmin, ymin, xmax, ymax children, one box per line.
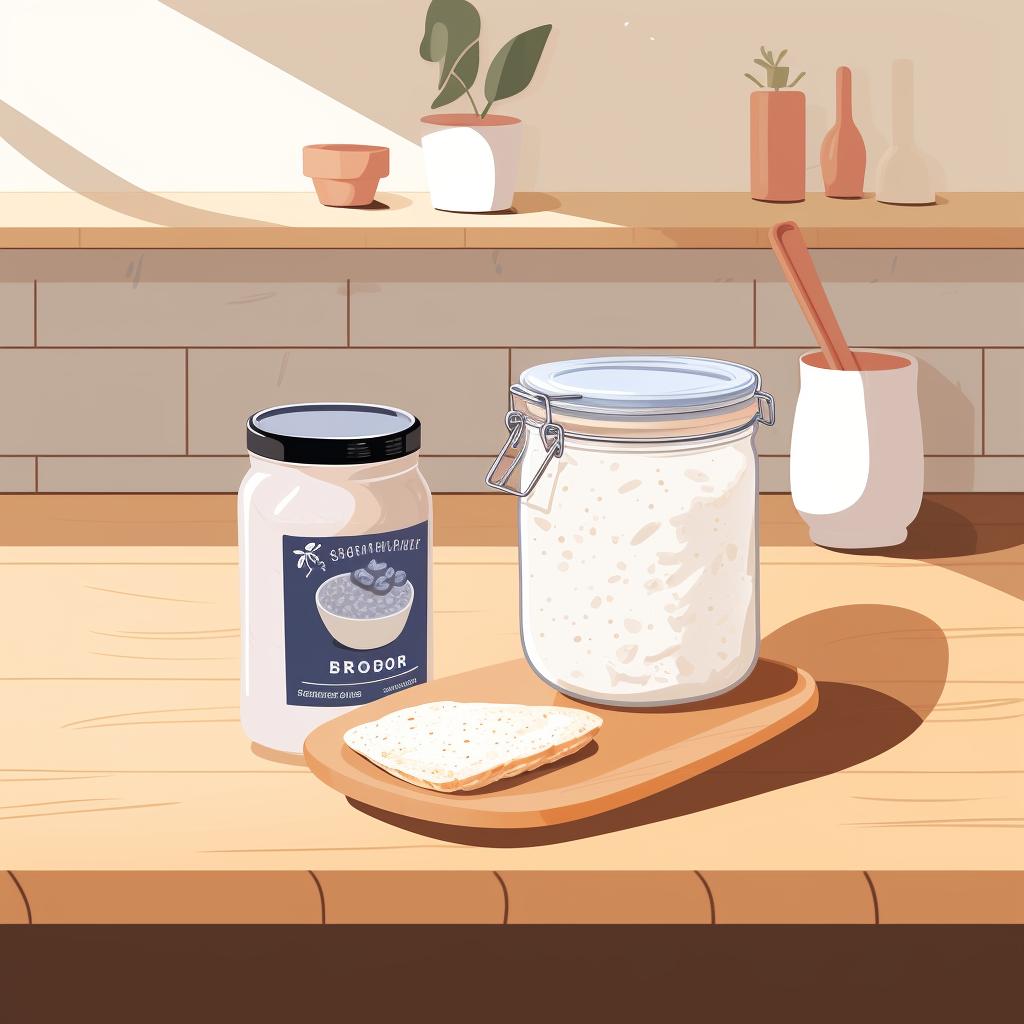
<box><xmin>303</xmin><ymin>658</ymin><xmax>817</xmax><ymax>829</ymax></box>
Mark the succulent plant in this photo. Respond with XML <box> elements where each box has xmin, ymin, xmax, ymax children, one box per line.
<box><xmin>745</xmin><ymin>47</ymin><xmax>805</xmax><ymax>91</ymax></box>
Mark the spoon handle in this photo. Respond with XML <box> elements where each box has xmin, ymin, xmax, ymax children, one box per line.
<box><xmin>768</xmin><ymin>221</ymin><xmax>860</xmax><ymax>371</ymax></box>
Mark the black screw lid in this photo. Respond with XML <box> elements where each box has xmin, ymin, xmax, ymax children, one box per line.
<box><xmin>246</xmin><ymin>403</ymin><xmax>421</xmax><ymax>466</ymax></box>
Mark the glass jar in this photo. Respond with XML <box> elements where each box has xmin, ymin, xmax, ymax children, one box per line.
<box><xmin>239</xmin><ymin>404</ymin><xmax>432</xmax><ymax>755</ymax></box>
<box><xmin>486</xmin><ymin>357</ymin><xmax>774</xmax><ymax>707</ymax></box>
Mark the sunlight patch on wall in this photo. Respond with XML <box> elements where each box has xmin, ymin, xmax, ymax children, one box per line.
<box><xmin>0</xmin><ymin>0</ymin><xmax>426</xmax><ymax>191</ymax></box>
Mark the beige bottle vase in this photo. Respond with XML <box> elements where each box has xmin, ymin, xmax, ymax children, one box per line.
<box><xmin>876</xmin><ymin>59</ymin><xmax>934</xmax><ymax>205</ymax></box>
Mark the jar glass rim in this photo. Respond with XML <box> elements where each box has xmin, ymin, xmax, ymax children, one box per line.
<box><xmin>519</xmin><ymin>355</ymin><xmax>761</xmax><ymax>418</ymax></box>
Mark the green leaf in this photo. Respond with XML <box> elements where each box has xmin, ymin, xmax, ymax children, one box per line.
<box><xmin>760</xmin><ymin>45</ymin><xmax>770</xmax><ymax>62</ymax></box>
<box><xmin>431</xmin><ymin>41</ymin><xmax>480</xmax><ymax>108</ymax></box>
<box><xmin>753</xmin><ymin>58</ymin><xmax>772</xmax><ymax>71</ymax></box>
<box><xmin>789</xmin><ymin>71</ymin><xmax>805</xmax><ymax>87</ymax></box>
<box><xmin>419</xmin><ymin>0</ymin><xmax>481</xmax><ymax>94</ymax></box>
<box><xmin>776</xmin><ymin>49</ymin><xmax>788</xmax><ymax>64</ymax></box>
<box><xmin>744</xmin><ymin>73</ymin><xmax>764</xmax><ymax>88</ymax></box>
<box><xmin>483</xmin><ymin>24</ymin><xmax>552</xmax><ymax>108</ymax></box>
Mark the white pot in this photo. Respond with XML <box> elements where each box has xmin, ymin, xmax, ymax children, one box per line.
<box><xmin>421</xmin><ymin>114</ymin><xmax>522</xmax><ymax>213</ymax></box>
<box><xmin>790</xmin><ymin>349</ymin><xmax>923</xmax><ymax>549</ymax></box>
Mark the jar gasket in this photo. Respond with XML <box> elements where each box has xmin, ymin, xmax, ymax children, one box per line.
<box><xmin>485</xmin><ymin>382</ymin><xmax>775</xmax><ymax>498</ymax></box>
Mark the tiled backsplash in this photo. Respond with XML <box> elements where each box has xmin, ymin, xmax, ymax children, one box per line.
<box><xmin>0</xmin><ymin>248</ymin><xmax>1021</xmax><ymax>493</ymax></box>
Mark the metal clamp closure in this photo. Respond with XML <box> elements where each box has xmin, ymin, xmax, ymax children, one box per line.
<box><xmin>484</xmin><ymin>384</ymin><xmax>581</xmax><ymax>498</ymax></box>
<box><xmin>755</xmin><ymin>390</ymin><xmax>776</xmax><ymax>426</ymax></box>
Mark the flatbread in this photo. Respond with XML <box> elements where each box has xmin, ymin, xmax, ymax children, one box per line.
<box><xmin>343</xmin><ymin>701</ymin><xmax>603</xmax><ymax>793</ymax></box>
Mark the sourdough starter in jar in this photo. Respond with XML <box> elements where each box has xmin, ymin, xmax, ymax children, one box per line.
<box><xmin>239</xmin><ymin>404</ymin><xmax>431</xmax><ymax>754</ymax></box>
<box><xmin>489</xmin><ymin>357</ymin><xmax>772</xmax><ymax>707</ymax></box>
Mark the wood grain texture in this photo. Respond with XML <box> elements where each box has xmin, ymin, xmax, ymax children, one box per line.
<box><xmin>499</xmin><ymin>871</ymin><xmax>712</xmax><ymax>923</ymax></box>
<box><xmin>0</xmin><ymin>494</ymin><xmax>1021</xmax><ymax>922</ymax></box>
<box><xmin>0</xmin><ymin>192</ymin><xmax>1018</xmax><ymax>249</ymax></box>
<box><xmin>868</xmin><ymin>872</ymin><xmax>1024</xmax><ymax>924</ymax></box>
<box><xmin>304</xmin><ymin>660</ymin><xmax>818</xmax><ymax>828</ymax></box>
<box><xmin>315</xmin><ymin>871</ymin><xmax>506</xmax><ymax>924</ymax></box>
<box><xmin>1</xmin><ymin>872</ymin><xmax>31</xmax><ymax>923</ymax></box>
<box><xmin>15</xmin><ymin>871</ymin><xmax>323</xmax><ymax>923</ymax></box>
<box><xmin>701</xmin><ymin>871</ymin><xmax>877</xmax><ymax>924</ymax></box>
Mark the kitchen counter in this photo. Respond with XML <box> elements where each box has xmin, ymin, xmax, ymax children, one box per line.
<box><xmin>0</xmin><ymin>192</ymin><xmax>1020</xmax><ymax>249</ymax></box>
<box><xmin>1</xmin><ymin>494</ymin><xmax>1022</xmax><ymax>924</ymax></box>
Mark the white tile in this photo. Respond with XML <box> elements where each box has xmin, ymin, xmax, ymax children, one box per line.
<box><xmin>757</xmin><ymin>250</ymin><xmax>1024</xmax><ymax>347</ymax></box>
<box><xmin>38</xmin><ymin>455</ymin><xmax>497</xmax><ymax>494</ymax></box>
<box><xmin>0</xmin><ymin>457</ymin><xmax>35</xmax><ymax>492</ymax></box>
<box><xmin>188</xmin><ymin>348</ymin><xmax>509</xmax><ymax>456</ymax></box>
<box><xmin>0</xmin><ymin>350</ymin><xmax>185</xmax><ymax>455</ymax></box>
<box><xmin>36</xmin><ymin>250</ymin><xmax>349</xmax><ymax>346</ymax></box>
<box><xmin>0</xmin><ymin>283</ymin><xmax>34</xmax><ymax>345</ymax></box>
<box><xmin>984</xmin><ymin>350</ymin><xmax>1024</xmax><ymax>455</ymax></box>
<box><xmin>352</xmin><ymin>250</ymin><xmax>755</xmax><ymax>346</ymax></box>
<box><xmin>924</xmin><ymin>457</ymin><xmax>1024</xmax><ymax>492</ymax></box>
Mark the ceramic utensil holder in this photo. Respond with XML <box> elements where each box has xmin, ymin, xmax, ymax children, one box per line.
<box><xmin>790</xmin><ymin>350</ymin><xmax>923</xmax><ymax>549</ymax></box>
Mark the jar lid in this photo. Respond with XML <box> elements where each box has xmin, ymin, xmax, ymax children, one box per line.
<box><xmin>519</xmin><ymin>356</ymin><xmax>760</xmax><ymax>417</ymax></box>
<box><xmin>246</xmin><ymin>403</ymin><xmax>420</xmax><ymax>465</ymax></box>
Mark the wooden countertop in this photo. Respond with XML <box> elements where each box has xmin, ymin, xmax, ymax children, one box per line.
<box><xmin>0</xmin><ymin>192</ymin><xmax>1020</xmax><ymax>249</ymax></box>
<box><xmin>1</xmin><ymin>494</ymin><xmax>1022</xmax><ymax>924</ymax></box>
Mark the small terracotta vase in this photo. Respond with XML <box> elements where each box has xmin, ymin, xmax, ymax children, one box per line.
<box><xmin>750</xmin><ymin>91</ymin><xmax>805</xmax><ymax>202</ymax></box>
<box><xmin>303</xmin><ymin>144</ymin><xmax>389</xmax><ymax>207</ymax></box>
<box><xmin>820</xmin><ymin>67</ymin><xmax>867</xmax><ymax>198</ymax></box>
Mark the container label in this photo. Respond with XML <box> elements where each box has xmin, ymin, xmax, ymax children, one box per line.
<box><xmin>281</xmin><ymin>523</ymin><xmax>428</xmax><ymax>707</ymax></box>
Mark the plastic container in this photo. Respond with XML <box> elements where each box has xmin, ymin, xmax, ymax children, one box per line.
<box><xmin>239</xmin><ymin>403</ymin><xmax>432</xmax><ymax>755</ymax></box>
<box><xmin>485</xmin><ymin>356</ymin><xmax>774</xmax><ymax>707</ymax></box>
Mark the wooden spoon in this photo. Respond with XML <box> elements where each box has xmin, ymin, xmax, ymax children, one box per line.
<box><xmin>768</xmin><ymin>221</ymin><xmax>860</xmax><ymax>370</ymax></box>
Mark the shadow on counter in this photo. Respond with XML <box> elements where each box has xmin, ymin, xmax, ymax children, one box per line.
<box><xmin>353</xmin><ymin>602</ymin><xmax>949</xmax><ymax>847</ymax></box>
<box><xmin>826</xmin><ymin>495</ymin><xmax>1024</xmax><ymax>602</ymax></box>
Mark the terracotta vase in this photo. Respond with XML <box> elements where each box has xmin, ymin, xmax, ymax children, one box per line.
<box><xmin>820</xmin><ymin>67</ymin><xmax>867</xmax><ymax>198</ymax></box>
<box><xmin>750</xmin><ymin>90</ymin><xmax>805</xmax><ymax>202</ymax></box>
<box><xmin>303</xmin><ymin>144</ymin><xmax>389</xmax><ymax>207</ymax></box>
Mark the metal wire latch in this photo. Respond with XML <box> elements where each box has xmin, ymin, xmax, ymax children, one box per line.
<box><xmin>484</xmin><ymin>384</ymin><xmax>581</xmax><ymax>498</ymax></box>
<box><xmin>755</xmin><ymin>390</ymin><xmax>776</xmax><ymax>426</ymax></box>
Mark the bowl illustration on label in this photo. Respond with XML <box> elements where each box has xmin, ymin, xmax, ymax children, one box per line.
<box><xmin>315</xmin><ymin>562</ymin><xmax>414</xmax><ymax>650</ymax></box>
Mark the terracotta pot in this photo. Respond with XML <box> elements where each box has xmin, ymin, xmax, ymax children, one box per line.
<box><xmin>750</xmin><ymin>91</ymin><xmax>805</xmax><ymax>202</ymax></box>
<box><xmin>421</xmin><ymin>114</ymin><xmax>522</xmax><ymax>213</ymax></box>
<box><xmin>303</xmin><ymin>144</ymin><xmax>389</xmax><ymax>207</ymax></box>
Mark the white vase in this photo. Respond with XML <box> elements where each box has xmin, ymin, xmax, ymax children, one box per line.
<box><xmin>421</xmin><ymin>114</ymin><xmax>522</xmax><ymax>213</ymax></box>
<box><xmin>876</xmin><ymin>58</ymin><xmax>934</xmax><ymax>205</ymax></box>
<box><xmin>790</xmin><ymin>349</ymin><xmax>923</xmax><ymax>549</ymax></box>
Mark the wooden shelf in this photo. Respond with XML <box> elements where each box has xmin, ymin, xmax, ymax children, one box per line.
<box><xmin>1</xmin><ymin>494</ymin><xmax>1022</xmax><ymax>924</ymax></box>
<box><xmin>0</xmin><ymin>192</ymin><xmax>1019</xmax><ymax>249</ymax></box>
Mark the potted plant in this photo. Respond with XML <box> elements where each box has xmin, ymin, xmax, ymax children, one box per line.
<box><xmin>419</xmin><ymin>0</ymin><xmax>551</xmax><ymax>212</ymax></box>
<box><xmin>303</xmin><ymin>144</ymin><xmax>390</xmax><ymax>207</ymax></box>
<box><xmin>745</xmin><ymin>47</ymin><xmax>806</xmax><ymax>202</ymax></box>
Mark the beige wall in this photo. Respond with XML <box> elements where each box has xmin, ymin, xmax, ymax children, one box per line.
<box><xmin>0</xmin><ymin>248</ymin><xmax>1020</xmax><ymax>494</ymax></box>
<box><xmin>0</xmin><ymin>1</ymin><xmax>1019</xmax><ymax>192</ymax></box>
